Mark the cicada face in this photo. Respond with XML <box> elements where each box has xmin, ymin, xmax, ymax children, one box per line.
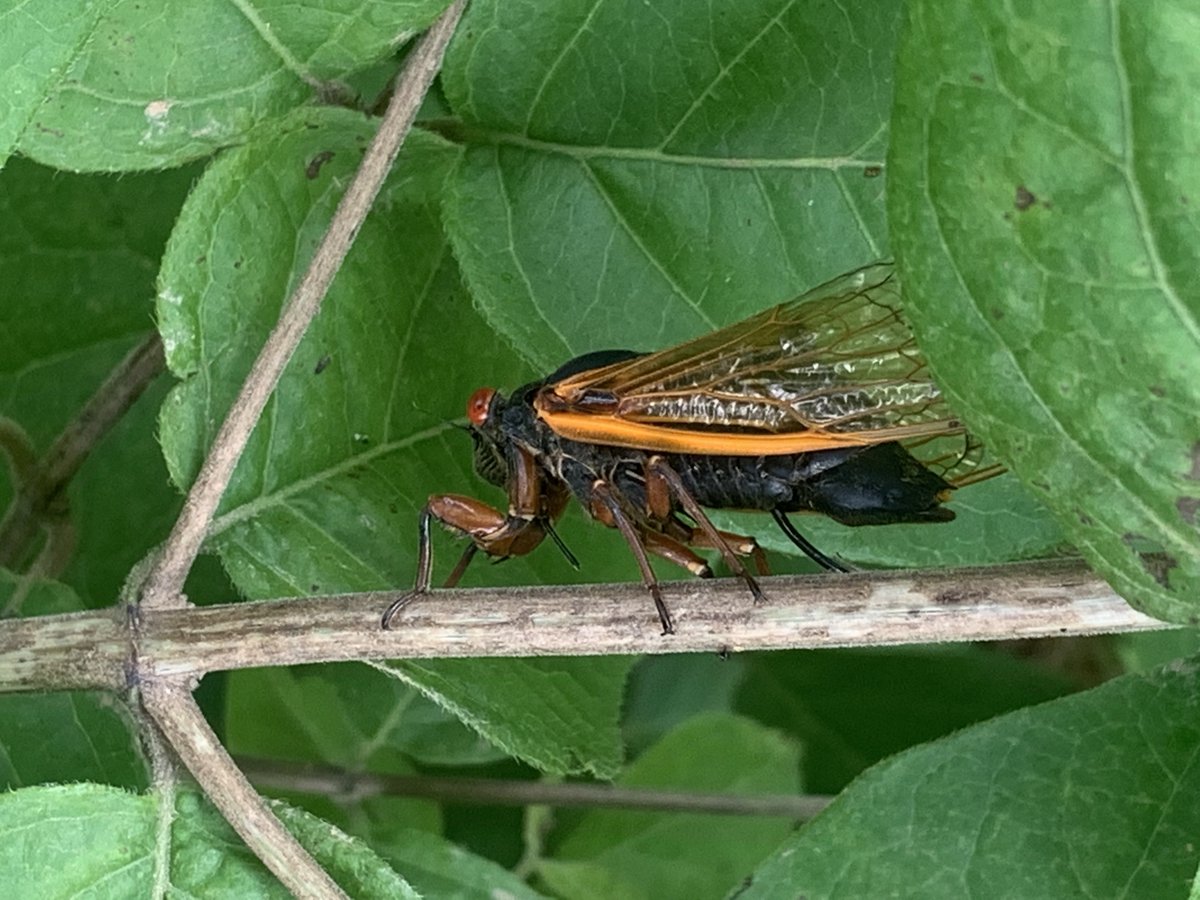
<box><xmin>466</xmin><ymin>387</ymin><xmax>508</xmax><ymax>488</ymax></box>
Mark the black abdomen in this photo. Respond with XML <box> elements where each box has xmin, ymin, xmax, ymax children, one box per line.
<box><xmin>665</xmin><ymin>443</ymin><xmax>955</xmax><ymax>526</ymax></box>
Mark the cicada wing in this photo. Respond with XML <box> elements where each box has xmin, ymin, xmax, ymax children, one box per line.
<box><xmin>900</xmin><ymin>432</ymin><xmax>1006</xmax><ymax>488</ymax></box>
<box><xmin>539</xmin><ymin>262</ymin><xmax>965</xmax><ymax>453</ymax></box>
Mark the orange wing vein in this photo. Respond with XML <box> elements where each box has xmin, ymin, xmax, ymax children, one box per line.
<box><xmin>535</xmin><ymin>261</ymin><xmax>997</xmax><ymax>485</ymax></box>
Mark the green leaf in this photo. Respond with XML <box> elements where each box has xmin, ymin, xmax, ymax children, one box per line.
<box><xmin>0</xmin><ymin>0</ymin><xmax>105</xmax><ymax>167</ymax></box>
<box><xmin>384</xmin><ymin>656</ymin><xmax>632</xmax><ymax>778</ymax></box>
<box><xmin>0</xmin><ymin>785</ymin><xmax>416</xmax><ymax>898</ymax></box>
<box><xmin>741</xmin><ymin>656</ymin><xmax>1200</xmax><ymax>898</ymax></box>
<box><xmin>0</xmin><ymin>574</ymin><xmax>148</xmax><ymax>791</ymax></box>
<box><xmin>1118</xmin><ymin>628</ymin><xmax>1200</xmax><ymax>673</ymax></box>
<box><xmin>227</xmin><ymin>664</ymin><xmax>508</xmax><ymax>769</ymax></box>
<box><xmin>156</xmin><ymin>107</ymin><xmax>631</xmax><ymax>775</ymax></box>
<box><xmin>0</xmin><ymin>785</ymin><xmax>162</xmax><ymax>897</ymax></box>
<box><xmin>538</xmin><ymin>713</ymin><xmax>799</xmax><ymax>900</ymax></box>
<box><xmin>16</xmin><ymin>0</ymin><xmax>450</xmax><ymax>172</ymax></box>
<box><xmin>733</xmin><ymin>647</ymin><xmax>1075</xmax><ymax>794</ymax></box>
<box><xmin>379</xmin><ymin>827</ymin><xmax>546</xmax><ymax>899</ymax></box>
<box><xmin>0</xmin><ymin>692</ymin><xmax>146</xmax><ymax>791</ymax></box>
<box><xmin>888</xmin><ymin>3</ymin><xmax>1200</xmax><ymax>621</ymax></box>
<box><xmin>226</xmin><ymin>669</ymin><xmax>450</xmax><ymax>869</ymax></box>
<box><xmin>621</xmin><ymin>654</ymin><xmax>747</xmax><ymax>756</ymax></box>
<box><xmin>442</xmin><ymin>0</ymin><xmax>899</xmax><ymax>372</ymax></box>
<box><xmin>0</xmin><ymin>569</ymin><xmax>81</xmax><ymax>617</ymax></box>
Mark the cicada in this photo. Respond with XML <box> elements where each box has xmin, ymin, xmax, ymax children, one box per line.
<box><xmin>382</xmin><ymin>262</ymin><xmax>1000</xmax><ymax>634</ymax></box>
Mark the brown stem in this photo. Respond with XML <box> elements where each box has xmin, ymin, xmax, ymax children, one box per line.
<box><xmin>0</xmin><ymin>561</ymin><xmax>1169</xmax><ymax>693</ymax></box>
<box><xmin>0</xmin><ymin>332</ymin><xmax>165</xmax><ymax>569</ymax></box>
<box><xmin>236</xmin><ymin>756</ymin><xmax>834</xmax><ymax>819</ymax></box>
<box><xmin>138</xmin><ymin>0</ymin><xmax>469</xmax><ymax>611</ymax></box>
<box><xmin>141</xmin><ymin>680</ymin><xmax>348</xmax><ymax>900</ymax></box>
<box><xmin>122</xmin><ymin>5</ymin><xmax>471</xmax><ymax>894</ymax></box>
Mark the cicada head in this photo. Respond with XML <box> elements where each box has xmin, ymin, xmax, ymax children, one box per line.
<box><xmin>466</xmin><ymin>387</ymin><xmax>507</xmax><ymax>487</ymax></box>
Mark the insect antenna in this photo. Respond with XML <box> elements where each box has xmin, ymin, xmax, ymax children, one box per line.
<box><xmin>770</xmin><ymin>509</ymin><xmax>851</xmax><ymax>572</ymax></box>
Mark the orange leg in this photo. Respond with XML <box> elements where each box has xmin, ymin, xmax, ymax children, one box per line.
<box><xmin>681</xmin><ymin>525</ymin><xmax>770</xmax><ymax>576</ymax></box>
<box><xmin>381</xmin><ymin>493</ymin><xmax>548</xmax><ymax>628</ymax></box>
<box><xmin>383</xmin><ymin>446</ymin><xmax>567</xmax><ymax>629</ymax></box>
<box><xmin>643</xmin><ymin>529</ymin><xmax>713</xmax><ymax>578</ymax></box>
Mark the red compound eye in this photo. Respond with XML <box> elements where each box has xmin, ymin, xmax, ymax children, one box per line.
<box><xmin>466</xmin><ymin>387</ymin><xmax>496</xmax><ymax>426</ymax></box>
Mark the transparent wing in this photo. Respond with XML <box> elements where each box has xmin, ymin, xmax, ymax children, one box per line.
<box><xmin>901</xmin><ymin>432</ymin><xmax>1007</xmax><ymax>488</ymax></box>
<box><xmin>539</xmin><ymin>262</ymin><xmax>969</xmax><ymax>454</ymax></box>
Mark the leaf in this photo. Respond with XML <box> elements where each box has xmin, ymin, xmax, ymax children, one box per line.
<box><xmin>0</xmin><ymin>0</ymin><xmax>106</xmax><ymax>167</ymax></box>
<box><xmin>0</xmin><ymin>569</ymin><xmax>81</xmax><ymax>617</ymax></box>
<box><xmin>0</xmin><ymin>576</ymin><xmax>147</xmax><ymax>791</ymax></box>
<box><xmin>888</xmin><ymin>3</ymin><xmax>1200</xmax><ymax>621</ymax></box>
<box><xmin>538</xmin><ymin>713</ymin><xmax>800</xmax><ymax>900</ymax></box>
<box><xmin>15</xmin><ymin>0</ymin><xmax>451</xmax><ymax>172</ymax></box>
<box><xmin>378</xmin><ymin>827</ymin><xmax>546</xmax><ymax>899</ymax></box>
<box><xmin>438</xmin><ymin>0</ymin><xmax>1059</xmax><ymax>568</ymax></box>
<box><xmin>227</xmin><ymin>664</ymin><xmax>509</xmax><ymax>769</ymax></box>
<box><xmin>1119</xmin><ymin>628</ymin><xmax>1200</xmax><ymax>673</ymax></box>
<box><xmin>383</xmin><ymin>656</ymin><xmax>632</xmax><ymax>778</ymax></box>
<box><xmin>156</xmin><ymin>107</ymin><xmax>632</xmax><ymax>775</ymax></box>
<box><xmin>442</xmin><ymin>0</ymin><xmax>898</xmax><ymax>371</ymax></box>
<box><xmin>733</xmin><ymin>646</ymin><xmax>1075</xmax><ymax>794</ymax></box>
<box><xmin>740</xmin><ymin>656</ymin><xmax>1200</xmax><ymax>898</ymax></box>
<box><xmin>621</xmin><ymin>654</ymin><xmax>747</xmax><ymax>755</ymax></box>
<box><xmin>0</xmin><ymin>785</ymin><xmax>416</xmax><ymax>898</ymax></box>
<box><xmin>0</xmin><ymin>691</ymin><xmax>146</xmax><ymax>792</ymax></box>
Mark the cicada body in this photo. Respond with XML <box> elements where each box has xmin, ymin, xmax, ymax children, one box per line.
<box><xmin>382</xmin><ymin>262</ymin><xmax>1000</xmax><ymax>634</ymax></box>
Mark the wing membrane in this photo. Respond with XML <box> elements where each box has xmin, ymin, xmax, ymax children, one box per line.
<box><xmin>538</xmin><ymin>262</ymin><xmax>969</xmax><ymax>456</ymax></box>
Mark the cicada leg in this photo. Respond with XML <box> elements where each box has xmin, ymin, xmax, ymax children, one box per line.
<box><xmin>383</xmin><ymin>446</ymin><xmax>561</xmax><ymax>629</ymax></box>
<box><xmin>770</xmin><ymin>509</ymin><xmax>851</xmax><ymax>573</ymax></box>
<box><xmin>589</xmin><ymin>480</ymin><xmax>676</xmax><ymax>635</ymax></box>
<box><xmin>380</xmin><ymin>494</ymin><xmax>551</xmax><ymax>629</ymax></box>
<box><xmin>681</xmin><ymin>526</ymin><xmax>771</xmax><ymax>577</ymax></box>
<box><xmin>645</xmin><ymin>456</ymin><xmax>766</xmax><ymax>604</ymax></box>
<box><xmin>642</xmin><ymin>529</ymin><xmax>713</xmax><ymax>578</ymax></box>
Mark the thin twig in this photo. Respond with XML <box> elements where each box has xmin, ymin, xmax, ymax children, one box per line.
<box><xmin>138</xmin><ymin>0</ymin><xmax>469</xmax><ymax>610</ymax></box>
<box><xmin>141</xmin><ymin>680</ymin><xmax>348</xmax><ymax>900</ymax></box>
<box><xmin>0</xmin><ymin>332</ymin><xmax>165</xmax><ymax>568</ymax></box>
<box><xmin>122</xmin><ymin>6</ymin><xmax>471</xmax><ymax>895</ymax></box>
<box><xmin>236</xmin><ymin>756</ymin><xmax>834</xmax><ymax>819</ymax></box>
<box><xmin>0</xmin><ymin>561</ymin><xmax>1171</xmax><ymax>693</ymax></box>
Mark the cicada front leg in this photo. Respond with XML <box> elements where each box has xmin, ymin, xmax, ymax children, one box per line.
<box><xmin>380</xmin><ymin>494</ymin><xmax>550</xmax><ymax>628</ymax></box>
<box><xmin>382</xmin><ymin>446</ymin><xmax>553</xmax><ymax>629</ymax></box>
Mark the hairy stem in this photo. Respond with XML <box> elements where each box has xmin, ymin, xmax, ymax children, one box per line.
<box><xmin>138</xmin><ymin>0</ymin><xmax>468</xmax><ymax>610</ymax></box>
